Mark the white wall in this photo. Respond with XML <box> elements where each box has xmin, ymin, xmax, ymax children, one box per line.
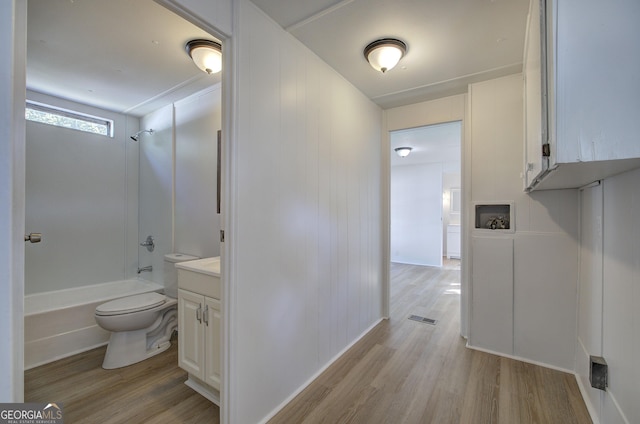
<box><xmin>174</xmin><ymin>85</ymin><xmax>221</xmax><ymax>258</ymax></box>
<box><xmin>0</xmin><ymin>0</ymin><xmax>26</xmax><ymax>401</ymax></box>
<box><xmin>229</xmin><ymin>1</ymin><xmax>383</xmax><ymax>422</ymax></box>
<box><xmin>390</xmin><ymin>163</ymin><xmax>443</xmax><ymax>266</ymax></box>
<box><xmin>139</xmin><ymin>85</ymin><xmax>222</xmax><ymax>284</ymax></box>
<box><xmin>578</xmin><ymin>169</ymin><xmax>640</xmax><ymax>424</ymax></box>
<box><xmin>24</xmin><ymin>91</ymin><xmax>139</xmax><ymax>294</ymax></box>
<box><xmin>467</xmin><ymin>74</ymin><xmax>579</xmax><ymax>371</ymax></box>
<box><xmin>139</xmin><ymin>104</ymin><xmax>174</xmax><ymax>283</ymax></box>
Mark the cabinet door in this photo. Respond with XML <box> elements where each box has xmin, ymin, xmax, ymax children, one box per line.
<box><xmin>204</xmin><ymin>297</ymin><xmax>221</xmax><ymax>390</ymax></box>
<box><xmin>470</xmin><ymin>237</ymin><xmax>514</xmax><ymax>355</ymax></box>
<box><xmin>178</xmin><ymin>289</ymin><xmax>205</xmax><ymax>379</ymax></box>
<box><xmin>523</xmin><ymin>0</ymin><xmax>547</xmax><ymax>189</ymax></box>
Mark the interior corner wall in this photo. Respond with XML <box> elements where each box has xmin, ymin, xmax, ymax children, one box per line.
<box><xmin>577</xmin><ymin>169</ymin><xmax>640</xmax><ymax>424</ymax></box>
<box><xmin>140</xmin><ymin>105</ymin><xmax>174</xmax><ymax>284</ymax></box>
<box><xmin>139</xmin><ymin>85</ymin><xmax>221</xmax><ymax>284</ymax></box>
<box><xmin>231</xmin><ymin>1</ymin><xmax>383</xmax><ymax>422</ymax></box>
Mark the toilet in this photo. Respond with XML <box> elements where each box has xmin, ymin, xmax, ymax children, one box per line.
<box><xmin>95</xmin><ymin>253</ymin><xmax>199</xmax><ymax>369</ymax></box>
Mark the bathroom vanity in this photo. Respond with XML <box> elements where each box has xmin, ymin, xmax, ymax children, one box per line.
<box><xmin>175</xmin><ymin>257</ymin><xmax>221</xmax><ymax>405</ymax></box>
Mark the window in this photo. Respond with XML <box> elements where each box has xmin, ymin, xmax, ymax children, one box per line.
<box><xmin>25</xmin><ymin>101</ymin><xmax>113</xmax><ymax>137</ymax></box>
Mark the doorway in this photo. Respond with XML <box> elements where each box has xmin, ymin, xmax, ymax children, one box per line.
<box><xmin>22</xmin><ymin>0</ymin><xmax>226</xmax><ymax>409</ymax></box>
<box><xmin>389</xmin><ymin>121</ymin><xmax>462</xmax><ymax>268</ymax></box>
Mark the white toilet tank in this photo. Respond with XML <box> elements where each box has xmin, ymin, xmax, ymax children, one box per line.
<box><xmin>163</xmin><ymin>253</ymin><xmax>199</xmax><ymax>298</ymax></box>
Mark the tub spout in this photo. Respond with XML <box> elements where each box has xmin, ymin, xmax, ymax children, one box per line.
<box><xmin>137</xmin><ymin>265</ymin><xmax>152</xmax><ymax>274</ymax></box>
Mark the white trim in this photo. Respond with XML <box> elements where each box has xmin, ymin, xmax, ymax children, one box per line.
<box><xmin>2</xmin><ymin>0</ymin><xmax>26</xmax><ymax>402</ymax></box>
<box><xmin>465</xmin><ymin>342</ymin><xmax>575</xmax><ymax>375</ymax></box>
<box><xmin>573</xmin><ymin>365</ymin><xmax>601</xmax><ymax>424</ymax></box>
<box><xmin>257</xmin><ymin>318</ymin><xmax>384</xmax><ymax>424</ymax></box>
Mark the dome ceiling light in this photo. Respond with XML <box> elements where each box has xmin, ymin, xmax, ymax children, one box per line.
<box><xmin>185</xmin><ymin>39</ymin><xmax>222</xmax><ymax>74</ymax></box>
<box><xmin>394</xmin><ymin>147</ymin><xmax>412</xmax><ymax>157</ymax></box>
<box><xmin>363</xmin><ymin>38</ymin><xmax>407</xmax><ymax>74</ymax></box>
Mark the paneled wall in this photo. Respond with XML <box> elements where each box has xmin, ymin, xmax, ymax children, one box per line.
<box><xmin>229</xmin><ymin>1</ymin><xmax>383</xmax><ymax>422</ymax></box>
<box><xmin>139</xmin><ymin>85</ymin><xmax>221</xmax><ymax>284</ymax></box>
<box><xmin>25</xmin><ymin>91</ymin><xmax>139</xmax><ymax>294</ymax></box>
<box><xmin>174</xmin><ymin>86</ymin><xmax>221</xmax><ymax>258</ymax></box>
<box><xmin>139</xmin><ymin>105</ymin><xmax>173</xmax><ymax>283</ymax></box>
<box><xmin>466</xmin><ymin>74</ymin><xmax>579</xmax><ymax>371</ymax></box>
<box><xmin>578</xmin><ymin>170</ymin><xmax>640</xmax><ymax>424</ymax></box>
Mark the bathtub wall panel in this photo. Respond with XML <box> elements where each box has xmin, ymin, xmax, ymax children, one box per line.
<box><xmin>139</xmin><ymin>105</ymin><xmax>174</xmax><ymax>284</ymax></box>
<box><xmin>25</xmin><ymin>91</ymin><xmax>139</xmax><ymax>295</ymax></box>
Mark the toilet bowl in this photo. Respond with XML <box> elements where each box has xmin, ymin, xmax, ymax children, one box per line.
<box><xmin>94</xmin><ymin>253</ymin><xmax>199</xmax><ymax>369</ymax></box>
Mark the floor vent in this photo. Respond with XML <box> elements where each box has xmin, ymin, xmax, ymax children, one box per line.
<box><xmin>409</xmin><ymin>315</ymin><xmax>437</xmax><ymax>325</ymax></box>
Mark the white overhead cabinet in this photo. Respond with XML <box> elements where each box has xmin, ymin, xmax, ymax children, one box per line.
<box><xmin>523</xmin><ymin>0</ymin><xmax>640</xmax><ymax>191</ymax></box>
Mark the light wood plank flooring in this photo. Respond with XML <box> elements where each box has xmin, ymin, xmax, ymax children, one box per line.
<box><xmin>269</xmin><ymin>261</ymin><xmax>592</xmax><ymax>424</ymax></box>
<box><xmin>26</xmin><ymin>261</ymin><xmax>592</xmax><ymax>423</ymax></box>
<box><xmin>25</xmin><ymin>337</ymin><xmax>219</xmax><ymax>423</ymax></box>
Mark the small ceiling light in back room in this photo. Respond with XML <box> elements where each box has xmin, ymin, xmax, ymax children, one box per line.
<box><xmin>185</xmin><ymin>39</ymin><xmax>222</xmax><ymax>74</ymax></box>
<box><xmin>364</xmin><ymin>38</ymin><xmax>407</xmax><ymax>73</ymax></box>
<box><xmin>395</xmin><ymin>147</ymin><xmax>412</xmax><ymax>157</ymax></box>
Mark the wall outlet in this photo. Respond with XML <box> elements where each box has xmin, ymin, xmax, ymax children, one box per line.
<box><xmin>589</xmin><ymin>355</ymin><xmax>608</xmax><ymax>391</ymax></box>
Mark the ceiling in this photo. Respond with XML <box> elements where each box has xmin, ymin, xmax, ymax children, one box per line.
<box><xmin>252</xmin><ymin>0</ymin><xmax>530</xmax><ymax>108</ymax></box>
<box><xmin>27</xmin><ymin>0</ymin><xmax>221</xmax><ymax>117</ymax></box>
<box><xmin>390</xmin><ymin>121</ymin><xmax>461</xmax><ymax>169</ymax></box>
<box><xmin>26</xmin><ymin>0</ymin><xmax>530</xmax><ymax>117</ymax></box>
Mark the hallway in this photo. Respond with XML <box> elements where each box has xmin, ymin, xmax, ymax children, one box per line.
<box><xmin>25</xmin><ymin>260</ymin><xmax>591</xmax><ymax>423</ymax></box>
<box><xmin>270</xmin><ymin>261</ymin><xmax>591</xmax><ymax>423</ymax></box>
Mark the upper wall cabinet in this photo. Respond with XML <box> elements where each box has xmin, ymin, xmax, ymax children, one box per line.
<box><xmin>523</xmin><ymin>0</ymin><xmax>640</xmax><ymax>191</ymax></box>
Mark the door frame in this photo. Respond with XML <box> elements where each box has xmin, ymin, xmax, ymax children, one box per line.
<box><xmin>382</xmin><ymin>98</ymin><xmax>469</xmax><ymax>338</ymax></box>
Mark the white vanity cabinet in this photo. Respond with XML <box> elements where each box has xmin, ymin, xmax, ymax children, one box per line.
<box><xmin>178</xmin><ymin>290</ymin><xmax>221</xmax><ymax>390</ymax></box>
<box><xmin>446</xmin><ymin>225</ymin><xmax>461</xmax><ymax>259</ymax></box>
<box><xmin>176</xmin><ymin>257</ymin><xmax>221</xmax><ymax>405</ymax></box>
<box><xmin>524</xmin><ymin>0</ymin><xmax>640</xmax><ymax>191</ymax></box>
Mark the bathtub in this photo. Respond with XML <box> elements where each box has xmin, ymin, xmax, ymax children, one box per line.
<box><xmin>25</xmin><ymin>279</ymin><xmax>163</xmax><ymax>369</ymax></box>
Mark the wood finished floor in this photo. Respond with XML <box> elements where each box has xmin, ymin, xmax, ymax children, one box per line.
<box><xmin>25</xmin><ymin>261</ymin><xmax>592</xmax><ymax>424</ymax></box>
<box><xmin>269</xmin><ymin>261</ymin><xmax>592</xmax><ymax>424</ymax></box>
<box><xmin>25</xmin><ymin>337</ymin><xmax>219</xmax><ymax>424</ymax></box>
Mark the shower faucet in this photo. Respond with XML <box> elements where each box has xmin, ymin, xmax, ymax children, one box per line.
<box><xmin>137</xmin><ymin>265</ymin><xmax>152</xmax><ymax>274</ymax></box>
<box><xmin>140</xmin><ymin>235</ymin><xmax>155</xmax><ymax>252</ymax></box>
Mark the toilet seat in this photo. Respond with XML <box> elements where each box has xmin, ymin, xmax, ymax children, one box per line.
<box><xmin>95</xmin><ymin>292</ymin><xmax>166</xmax><ymax>316</ymax></box>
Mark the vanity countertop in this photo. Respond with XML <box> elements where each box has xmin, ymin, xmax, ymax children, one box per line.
<box><xmin>175</xmin><ymin>256</ymin><xmax>220</xmax><ymax>277</ymax></box>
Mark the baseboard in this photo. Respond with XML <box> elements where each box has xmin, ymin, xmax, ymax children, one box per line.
<box><xmin>574</xmin><ymin>371</ymin><xmax>601</xmax><ymax>424</ymax></box>
<box><xmin>465</xmin><ymin>342</ymin><xmax>574</xmax><ymax>374</ymax></box>
<box><xmin>258</xmin><ymin>318</ymin><xmax>384</xmax><ymax>424</ymax></box>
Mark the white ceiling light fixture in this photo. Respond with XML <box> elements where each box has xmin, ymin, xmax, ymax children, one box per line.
<box><xmin>185</xmin><ymin>39</ymin><xmax>222</xmax><ymax>75</ymax></box>
<box><xmin>394</xmin><ymin>147</ymin><xmax>412</xmax><ymax>157</ymax></box>
<box><xmin>364</xmin><ymin>38</ymin><xmax>407</xmax><ymax>74</ymax></box>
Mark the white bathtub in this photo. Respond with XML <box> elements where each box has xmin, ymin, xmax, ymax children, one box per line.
<box><xmin>25</xmin><ymin>279</ymin><xmax>163</xmax><ymax>369</ymax></box>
